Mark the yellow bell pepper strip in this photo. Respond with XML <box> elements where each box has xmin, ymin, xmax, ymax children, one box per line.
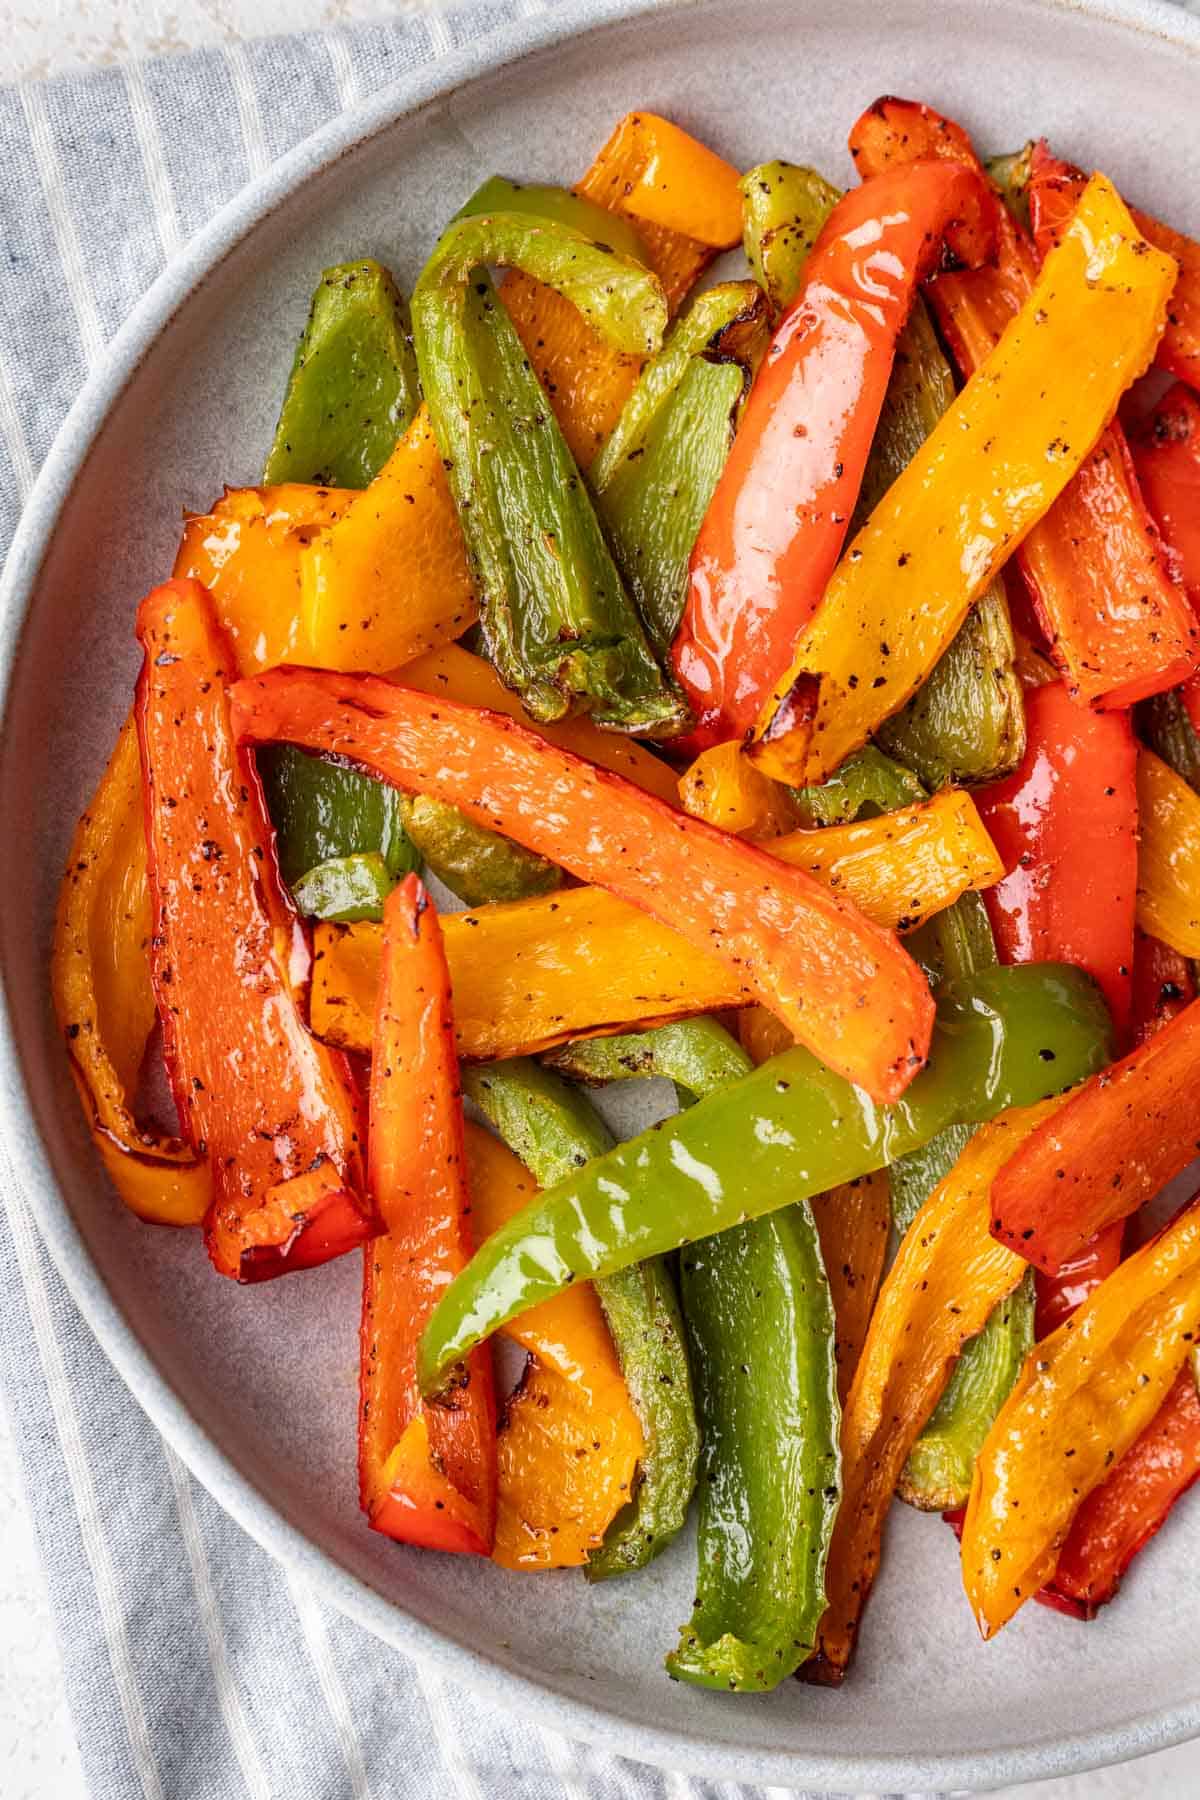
<box><xmin>678</xmin><ymin>741</ymin><xmax>797</xmax><ymax>840</ymax></box>
<box><xmin>990</xmin><ymin>997</ymin><xmax>1200</xmax><ymax>1274</ymax></box>
<box><xmin>462</xmin><ymin>1121</ymin><xmax>644</xmax><ymax>1570</ymax></box>
<box><xmin>809</xmin><ymin>1173</ymin><xmax>892</xmax><ymax>1406</ymax></box>
<box><xmin>749</xmin><ymin>175</ymin><xmax>1178</xmax><ymax>787</ymax></box>
<box><xmin>1136</xmin><ymin>748</ymin><xmax>1200</xmax><ymax>958</ymax></box>
<box><xmin>809</xmin><ymin>1099</ymin><xmax>1066</xmax><ymax>1683</ymax></box>
<box><xmin>229</xmin><ymin>668</ymin><xmax>934</xmax><ymax>1100</ymax></box>
<box><xmin>591</xmin><ymin>112</ymin><xmax>743</xmax><ymax>247</ymax></box>
<box><xmin>962</xmin><ymin>1192</ymin><xmax>1200</xmax><ymax>1638</ymax></box>
<box><xmin>51</xmin><ymin>716</ymin><xmax>210</xmax><ymax>1227</ymax></box>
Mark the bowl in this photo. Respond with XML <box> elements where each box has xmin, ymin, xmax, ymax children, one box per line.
<box><xmin>3</xmin><ymin>0</ymin><xmax>1200</xmax><ymax>1787</ymax></box>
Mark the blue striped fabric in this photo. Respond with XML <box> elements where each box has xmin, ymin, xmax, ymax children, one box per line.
<box><xmin>0</xmin><ymin>7</ymin><xmax>867</xmax><ymax>1796</ymax></box>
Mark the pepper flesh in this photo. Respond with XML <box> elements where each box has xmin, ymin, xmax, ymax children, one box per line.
<box><xmin>991</xmin><ymin>997</ymin><xmax>1200</xmax><ymax>1273</ymax></box>
<box><xmin>674</xmin><ymin>158</ymin><xmax>995</xmax><ymax>749</ymax></box>
<box><xmin>1136</xmin><ymin>748</ymin><xmax>1200</xmax><ymax>958</ymax></box>
<box><xmin>963</xmin><ymin>1193</ymin><xmax>1200</xmax><ymax>1636</ymax></box>
<box><xmin>809</xmin><ymin>1174</ymin><xmax>891</xmax><ymax>1406</ymax></box>
<box><xmin>416</xmin><ymin>963</ymin><xmax>1113</xmax><ymax>1397</ymax></box>
<box><xmin>750</xmin><ymin>173</ymin><xmax>1178</xmax><ymax>783</ymax></box>
<box><xmin>136</xmin><ymin>580</ymin><xmax>374</xmax><ymax>1280</ymax></box>
<box><xmin>229</xmin><ymin>668</ymin><xmax>935</xmax><ymax>1102</ymax></box>
<box><xmin>360</xmin><ymin>876</ymin><xmax>495</xmax><ymax>1553</ymax></box>
<box><xmin>848</xmin><ymin>100</ymin><xmax>1195</xmax><ymax>714</ymax></box>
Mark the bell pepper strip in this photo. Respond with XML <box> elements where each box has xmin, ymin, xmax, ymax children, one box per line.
<box><xmin>360</xmin><ymin>876</ymin><xmax>495</xmax><ymax>1552</ymax></box>
<box><xmin>810</xmin><ymin>1099</ymin><xmax>1065</xmax><ymax>1683</ymax></box>
<box><xmin>991</xmin><ymin>997</ymin><xmax>1200</xmax><ymax>1273</ymax></box>
<box><xmin>749</xmin><ymin>175</ymin><xmax>1178</xmax><ymax>784</ymax></box>
<box><xmin>263</xmin><ymin>258</ymin><xmax>420</xmax><ymax>488</ymax></box>
<box><xmin>291</xmin><ymin>853</ymin><xmax>395</xmax><ymax>924</ymax></box>
<box><xmin>1131</xmin><ymin>929</ymin><xmax>1196</xmax><ymax>1047</ymax></box>
<box><xmin>136</xmin><ymin>580</ymin><xmax>374</xmax><ymax>1280</ymax></box>
<box><xmin>228</xmin><ymin>669</ymin><xmax>935</xmax><ymax>1100</ymax></box>
<box><xmin>737</xmin><ymin>1005</ymin><xmax>794</xmax><ymax>1068</ymax></box>
<box><xmin>502</xmin><ymin>114</ymin><xmax>741</xmax><ymax>467</ymax></box>
<box><xmin>792</xmin><ymin>746</ymin><xmax>926</xmax><ymax>828</ymax></box>
<box><xmin>1140</xmin><ymin>686</ymin><xmax>1200</xmax><ymax>793</ymax></box>
<box><xmin>398</xmin><ymin>795</ymin><xmax>562</xmax><ymax>908</ymax></box>
<box><xmin>905</xmin><ymin>889</ymin><xmax>998</xmax><ymax>993</ymax></box>
<box><xmin>592</xmin><ymin>283</ymin><xmax>769</xmax><ymax>656</ymax></box>
<box><xmin>1032</xmin><ymin>1226</ymin><xmax>1126</xmax><ymax>1344</ymax></box>
<box><xmin>740</xmin><ymin>161</ymin><xmax>840</xmax><ymax>318</ymax></box>
<box><xmin>850</xmin><ymin>101</ymin><xmax>1197</xmax><ymax>715</ymax></box>
<box><xmin>1128</xmin><ymin>384</ymin><xmax>1200</xmax><ymax>738</ymax></box>
<box><xmin>674</xmin><ymin>159</ymin><xmax>996</xmax><ymax>751</ymax></box>
<box><xmin>1038</xmin><ymin>1364</ymin><xmax>1200</xmax><ymax>1619</ymax></box>
<box><xmin>410</xmin><ymin>213</ymin><xmax>683</xmax><ymax>734</ymax></box>
<box><xmin>809</xmin><ymin>1173</ymin><xmax>891</xmax><ymax>1406</ymax></box>
<box><xmin>546</xmin><ymin>1014</ymin><xmax>752</xmax><ymax>1099</ymax></box>
<box><xmin>1136</xmin><ymin>748</ymin><xmax>1200</xmax><ymax>958</ymax></box>
<box><xmin>460</xmin><ymin>1121</ymin><xmax>643</xmax><ymax>1570</ymax></box>
<box><xmin>1028</xmin><ymin>143</ymin><xmax>1200</xmax><ymax>390</ymax></box>
<box><xmin>974</xmin><ymin>682</ymin><xmax>1138</xmax><ymax>1043</ymax></box>
<box><xmin>670</xmin><ymin>1197</ymin><xmax>840</xmax><ymax>1691</ymax></box>
<box><xmin>461</xmin><ymin>1057</ymin><xmax>699</xmax><ymax>1580</ymax></box>
<box><xmin>963</xmin><ymin>1192</ymin><xmax>1200</xmax><ymax>1636</ymax></box>
<box><xmin>51</xmin><ymin>716</ymin><xmax>211</xmax><ymax>1227</ymax></box>
<box><xmin>256</xmin><ymin>743</ymin><xmax>416</xmax><ymax>888</ymax></box>
<box><xmin>416</xmin><ymin>963</ymin><xmax>1113</xmax><ymax>1399</ymax></box>
<box><xmin>678</xmin><ymin>741</ymin><xmax>797</xmax><ymax>840</ymax></box>
<box><xmin>454</xmin><ymin>176</ymin><xmax>649</xmax><ymax>263</ymax></box>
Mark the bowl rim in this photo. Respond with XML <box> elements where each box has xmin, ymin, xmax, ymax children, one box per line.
<box><xmin>4</xmin><ymin>0</ymin><xmax>1200</xmax><ymax>1785</ymax></box>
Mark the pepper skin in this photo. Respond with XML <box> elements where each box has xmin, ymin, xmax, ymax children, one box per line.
<box><xmin>740</xmin><ymin>161</ymin><xmax>840</xmax><ymax>319</ymax></box>
<box><xmin>416</xmin><ymin>964</ymin><xmax>1113</xmax><ymax>1399</ymax></box>
<box><xmin>360</xmin><ymin>876</ymin><xmax>496</xmax><ymax>1553</ymax></box>
<box><xmin>1128</xmin><ymin>385</ymin><xmax>1200</xmax><ymax>741</ymax></box>
<box><xmin>750</xmin><ymin>174</ymin><xmax>1178</xmax><ymax>784</ymax></box>
<box><xmin>229</xmin><ymin>668</ymin><xmax>935</xmax><ymax>1102</ymax></box>
<box><xmin>257</xmin><ymin>743</ymin><xmax>416</xmax><ymax>888</ymax></box>
<box><xmin>1131</xmin><ymin>930</ymin><xmax>1196</xmax><ymax>1048</ymax></box>
<box><xmin>809</xmin><ymin>1173</ymin><xmax>891</xmax><ymax>1407</ymax></box>
<box><xmin>963</xmin><ymin>1193</ymin><xmax>1200</xmax><ymax>1637</ymax></box>
<box><xmin>135</xmin><ymin>580</ymin><xmax>375</xmax><ymax>1279</ymax></box>
<box><xmin>674</xmin><ymin>159</ymin><xmax>995</xmax><ymax>749</ymax></box>
<box><xmin>791</xmin><ymin>746</ymin><xmax>925</xmax><ymax>828</ymax></box>
<box><xmin>851</xmin><ymin>100</ymin><xmax>1196</xmax><ymax>714</ymax></box>
<box><xmin>1136</xmin><ymin>749</ymin><xmax>1200</xmax><ymax>958</ymax></box>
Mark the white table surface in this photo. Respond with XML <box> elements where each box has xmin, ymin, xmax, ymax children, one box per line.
<box><xmin>2</xmin><ymin>3</ymin><xmax>1200</xmax><ymax>1796</ymax></box>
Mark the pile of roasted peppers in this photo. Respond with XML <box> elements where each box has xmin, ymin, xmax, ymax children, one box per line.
<box><xmin>53</xmin><ymin>98</ymin><xmax>1200</xmax><ymax>1692</ymax></box>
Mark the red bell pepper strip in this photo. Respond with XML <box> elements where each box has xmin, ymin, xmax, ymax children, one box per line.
<box><xmin>1132</xmin><ymin>929</ymin><xmax>1197</xmax><ymax>1046</ymax></box>
<box><xmin>1128</xmin><ymin>383</ymin><xmax>1200</xmax><ymax>736</ymax></box>
<box><xmin>228</xmin><ymin>669</ymin><xmax>934</xmax><ymax>1103</ymax></box>
<box><xmin>359</xmin><ymin>874</ymin><xmax>497</xmax><ymax>1553</ymax></box>
<box><xmin>1028</xmin><ymin>141</ymin><xmax>1200</xmax><ymax>392</ymax></box>
<box><xmin>135</xmin><ymin>579</ymin><xmax>375</xmax><ymax>1281</ymax></box>
<box><xmin>990</xmin><ymin>997</ymin><xmax>1200</xmax><ymax>1273</ymax></box>
<box><xmin>671</xmin><ymin>158</ymin><xmax>995</xmax><ymax>749</ymax></box>
<box><xmin>850</xmin><ymin>99</ymin><xmax>1198</xmax><ymax>711</ymax></box>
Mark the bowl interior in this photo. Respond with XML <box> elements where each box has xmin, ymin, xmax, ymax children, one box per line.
<box><xmin>6</xmin><ymin>0</ymin><xmax>1200</xmax><ymax>1785</ymax></box>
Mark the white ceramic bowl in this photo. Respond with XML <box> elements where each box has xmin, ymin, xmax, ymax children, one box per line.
<box><xmin>4</xmin><ymin>0</ymin><xmax>1200</xmax><ymax>1787</ymax></box>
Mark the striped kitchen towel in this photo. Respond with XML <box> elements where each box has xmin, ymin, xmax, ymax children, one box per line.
<box><xmin>0</xmin><ymin>5</ymin><xmax>921</xmax><ymax>1797</ymax></box>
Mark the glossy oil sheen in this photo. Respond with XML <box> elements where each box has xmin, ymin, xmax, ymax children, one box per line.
<box><xmin>6</xmin><ymin>0</ymin><xmax>1200</xmax><ymax>1785</ymax></box>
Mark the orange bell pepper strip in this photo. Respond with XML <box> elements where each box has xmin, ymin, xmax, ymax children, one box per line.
<box><xmin>1028</xmin><ymin>140</ymin><xmax>1200</xmax><ymax>391</ymax></box>
<box><xmin>1136</xmin><ymin>748</ymin><xmax>1200</xmax><ymax>959</ymax></box>
<box><xmin>990</xmin><ymin>997</ymin><xmax>1200</xmax><ymax>1274</ymax></box>
<box><xmin>849</xmin><ymin>100</ymin><xmax>1197</xmax><ymax>713</ymax></box>
<box><xmin>673</xmin><ymin>158</ymin><xmax>995</xmax><ymax>750</ymax></box>
<box><xmin>503</xmin><ymin>113</ymin><xmax>741</xmax><ymax>466</ymax></box>
<box><xmin>1037</xmin><ymin>1364</ymin><xmax>1200</xmax><ymax>1619</ymax></box>
<box><xmin>229</xmin><ymin>668</ymin><xmax>934</xmax><ymax>1101</ymax></box>
<box><xmin>809</xmin><ymin>1172</ymin><xmax>891</xmax><ymax>1407</ymax></box>
<box><xmin>678</xmin><ymin>741</ymin><xmax>797</xmax><ymax>840</ymax></box>
<box><xmin>360</xmin><ymin>876</ymin><xmax>496</xmax><ymax>1554</ymax></box>
<box><xmin>962</xmin><ymin>1192</ymin><xmax>1200</xmax><ymax>1637</ymax></box>
<box><xmin>463</xmin><ymin>1123</ymin><xmax>643</xmax><ymax>1570</ymax></box>
<box><xmin>51</xmin><ymin>716</ymin><xmax>211</xmax><ymax>1227</ymax></box>
<box><xmin>136</xmin><ymin>579</ymin><xmax>375</xmax><ymax>1280</ymax></box>
<box><xmin>809</xmin><ymin>1101</ymin><xmax>1060</xmax><ymax>1683</ymax></box>
<box><xmin>749</xmin><ymin>172</ymin><xmax>1177</xmax><ymax>785</ymax></box>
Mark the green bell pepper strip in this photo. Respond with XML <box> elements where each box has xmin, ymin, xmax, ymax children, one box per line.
<box><xmin>546</xmin><ymin>1015</ymin><xmax>750</xmax><ymax>1105</ymax></box>
<box><xmin>1139</xmin><ymin>689</ymin><xmax>1200</xmax><ymax>795</ymax></box>
<box><xmin>263</xmin><ymin>258</ymin><xmax>420</xmax><ymax>488</ymax></box>
<box><xmin>591</xmin><ymin>283</ymin><xmax>769</xmax><ymax>655</ymax></box>
<box><xmin>453</xmin><ymin>175</ymin><xmax>648</xmax><ymax>264</ymax></box>
<box><xmin>791</xmin><ymin>745</ymin><xmax>926</xmax><ymax>828</ymax></box>
<box><xmin>419</xmin><ymin>962</ymin><xmax>1114</xmax><ymax>1397</ymax></box>
<box><xmin>461</xmin><ymin>1058</ymin><xmax>700</xmax><ymax>1576</ymax></box>
<box><xmin>398</xmin><ymin>794</ymin><xmax>561</xmax><ymax>907</ymax></box>
<box><xmin>257</xmin><ymin>743</ymin><xmax>417</xmax><ymax>888</ymax></box>
<box><xmin>411</xmin><ymin>212</ymin><xmax>685</xmax><ymax>732</ymax></box>
<box><xmin>740</xmin><ymin>161</ymin><xmax>840</xmax><ymax>318</ymax></box>
<box><xmin>290</xmin><ymin>851</ymin><xmax>395</xmax><ymax>923</ymax></box>
<box><xmin>986</xmin><ymin>145</ymin><xmax>1034</xmax><ymax>231</ymax></box>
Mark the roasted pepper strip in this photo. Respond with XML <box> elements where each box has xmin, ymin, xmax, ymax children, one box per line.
<box><xmin>678</xmin><ymin>740</ymin><xmax>797</xmax><ymax>841</ymax></box>
<box><xmin>417</xmin><ymin>964</ymin><xmax>1113</xmax><ymax>1397</ymax></box>
<box><xmin>751</xmin><ymin>174</ymin><xmax>1178</xmax><ymax>784</ymax></box>
<box><xmin>963</xmin><ymin>1194</ymin><xmax>1200</xmax><ymax>1636</ymax></box>
<box><xmin>675</xmin><ymin>159</ymin><xmax>995</xmax><ymax>748</ymax></box>
<box><xmin>264</xmin><ymin>259</ymin><xmax>420</xmax><ymax>488</ymax></box>
<box><xmin>1131</xmin><ymin>929</ymin><xmax>1197</xmax><ymax>1047</ymax></box>
<box><xmin>257</xmin><ymin>743</ymin><xmax>417</xmax><ymax>888</ymax></box>
<box><xmin>1140</xmin><ymin>685</ymin><xmax>1200</xmax><ymax>793</ymax></box>
<box><xmin>850</xmin><ymin>99</ymin><xmax>1196</xmax><ymax>713</ymax></box>
<box><xmin>1136</xmin><ymin>748</ymin><xmax>1200</xmax><ymax>958</ymax></box>
<box><xmin>360</xmin><ymin>876</ymin><xmax>495</xmax><ymax>1553</ymax></box>
<box><xmin>991</xmin><ymin>997</ymin><xmax>1200</xmax><ymax>1272</ymax></box>
<box><xmin>462</xmin><ymin>1058</ymin><xmax>698</xmax><ymax>1580</ymax></box>
<box><xmin>411</xmin><ymin>211</ymin><xmax>683</xmax><ymax>733</ymax></box>
<box><xmin>809</xmin><ymin>1174</ymin><xmax>891</xmax><ymax>1407</ymax></box>
<box><xmin>812</xmin><ymin>1100</ymin><xmax>1067</xmax><ymax>1682</ymax></box>
<box><xmin>740</xmin><ymin>161</ymin><xmax>839</xmax><ymax>318</ymax></box>
<box><xmin>1129</xmin><ymin>384</ymin><xmax>1200</xmax><ymax>737</ymax></box>
<box><xmin>291</xmin><ymin>853</ymin><xmax>394</xmax><ymax>923</ymax></box>
<box><xmin>136</xmin><ymin>580</ymin><xmax>374</xmax><ymax>1279</ymax></box>
<box><xmin>51</xmin><ymin>716</ymin><xmax>210</xmax><ymax>1227</ymax></box>
<box><xmin>791</xmin><ymin>746</ymin><xmax>925</xmax><ymax>828</ymax></box>
<box><xmin>230</xmin><ymin>668</ymin><xmax>934</xmax><ymax>1100</ymax></box>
